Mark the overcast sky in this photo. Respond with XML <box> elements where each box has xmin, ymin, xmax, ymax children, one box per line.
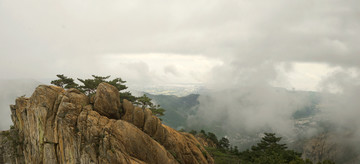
<box><xmin>1</xmin><ymin>0</ymin><xmax>360</xmax><ymax>140</ymax></box>
<box><xmin>1</xmin><ymin>0</ymin><xmax>359</xmax><ymax>90</ymax></box>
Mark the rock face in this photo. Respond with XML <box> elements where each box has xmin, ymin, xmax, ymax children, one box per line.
<box><xmin>301</xmin><ymin>133</ymin><xmax>360</xmax><ymax>164</ymax></box>
<box><xmin>0</xmin><ymin>129</ymin><xmax>25</xmax><ymax>164</ymax></box>
<box><xmin>301</xmin><ymin>133</ymin><xmax>338</xmax><ymax>163</ymax></box>
<box><xmin>93</xmin><ymin>82</ymin><xmax>122</xmax><ymax>119</ymax></box>
<box><xmin>121</xmin><ymin>99</ymin><xmax>214</xmax><ymax>164</ymax></box>
<box><xmin>195</xmin><ymin>133</ymin><xmax>217</xmax><ymax>148</ymax></box>
<box><xmin>1</xmin><ymin>83</ymin><xmax>213</xmax><ymax>164</ymax></box>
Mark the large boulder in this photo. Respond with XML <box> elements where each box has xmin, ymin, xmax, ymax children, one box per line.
<box><xmin>93</xmin><ymin>82</ymin><xmax>122</xmax><ymax>119</ymax></box>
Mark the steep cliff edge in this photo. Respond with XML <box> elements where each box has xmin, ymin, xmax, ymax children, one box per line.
<box><xmin>0</xmin><ymin>83</ymin><xmax>213</xmax><ymax>164</ymax></box>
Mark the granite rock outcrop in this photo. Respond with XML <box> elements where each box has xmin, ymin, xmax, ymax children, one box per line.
<box><xmin>1</xmin><ymin>83</ymin><xmax>213</xmax><ymax>164</ymax></box>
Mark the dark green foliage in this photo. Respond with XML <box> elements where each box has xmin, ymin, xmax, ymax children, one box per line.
<box><xmin>316</xmin><ymin>160</ymin><xmax>336</xmax><ymax>164</ymax></box>
<box><xmin>51</xmin><ymin>75</ymin><xmax>166</xmax><ymax>117</ymax></box>
<box><xmin>135</xmin><ymin>94</ymin><xmax>153</xmax><ymax>108</ymax></box>
<box><xmin>232</xmin><ymin>146</ymin><xmax>239</xmax><ymax>155</ymax></box>
<box><xmin>119</xmin><ymin>91</ymin><xmax>137</xmax><ymax>102</ymax></box>
<box><xmin>205</xmin><ymin>147</ymin><xmax>241</xmax><ymax>164</ymax></box>
<box><xmin>219</xmin><ymin>137</ymin><xmax>230</xmax><ymax>150</ymax></box>
<box><xmin>200</xmin><ymin>130</ymin><xmax>206</xmax><ymax>136</ymax></box>
<box><xmin>136</xmin><ymin>94</ymin><xmax>165</xmax><ymax>117</ymax></box>
<box><xmin>52</xmin><ymin>74</ymin><xmax>131</xmax><ymax>98</ymax></box>
<box><xmin>189</xmin><ymin>130</ymin><xmax>197</xmax><ymax>135</ymax></box>
<box><xmin>190</xmin><ymin>131</ymin><xmax>334</xmax><ymax>164</ymax></box>
<box><xmin>207</xmin><ymin>132</ymin><xmax>219</xmax><ymax>147</ymax></box>
<box><xmin>52</xmin><ymin>74</ymin><xmax>128</xmax><ymax>95</ymax></box>
<box><xmin>77</xmin><ymin>75</ymin><xmax>127</xmax><ymax>95</ymax></box>
<box><xmin>238</xmin><ymin>133</ymin><xmax>301</xmax><ymax>163</ymax></box>
<box><xmin>238</xmin><ymin>133</ymin><xmax>335</xmax><ymax>164</ymax></box>
<box><xmin>51</xmin><ymin>74</ymin><xmax>78</xmax><ymax>89</ymax></box>
<box><xmin>192</xmin><ymin>129</ymin><xmax>221</xmax><ymax>149</ymax></box>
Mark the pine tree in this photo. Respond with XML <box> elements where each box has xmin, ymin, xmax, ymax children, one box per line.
<box><xmin>50</xmin><ymin>74</ymin><xmax>167</xmax><ymax>120</ymax></box>
<box><xmin>51</xmin><ymin>74</ymin><xmax>78</xmax><ymax>89</ymax></box>
<box><xmin>239</xmin><ymin>133</ymin><xmax>303</xmax><ymax>164</ymax></box>
<box><xmin>219</xmin><ymin>137</ymin><xmax>230</xmax><ymax>150</ymax></box>
<box><xmin>77</xmin><ymin>75</ymin><xmax>127</xmax><ymax>95</ymax></box>
<box><xmin>136</xmin><ymin>94</ymin><xmax>165</xmax><ymax>117</ymax></box>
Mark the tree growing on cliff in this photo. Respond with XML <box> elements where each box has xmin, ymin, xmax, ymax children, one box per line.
<box><xmin>136</xmin><ymin>94</ymin><xmax>165</xmax><ymax>117</ymax></box>
<box><xmin>52</xmin><ymin>74</ymin><xmax>137</xmax><ymax>102</ymax></box>
<box><xmin>51</xmin><ymin>74</ymin><xmax>78</xmax><ymax>89</ymax></box>
<box><xmin>219</xmin><ymin>137</ymin><xmax>230</xmax><ymax>150</ymax></box>
<box><xmin>77</xmin><ymin>75</ymin><xmax>127</xmax><ymax>95</ymax></box>
<box><xmin>51</xmin><ymin>74</ymin><xmax>165</xmax><ymax>117</ymax></box>
<box><xmin>207</xmin><ymin>132</ymin><xmax>219</xmax><ymax>147</ymax></box>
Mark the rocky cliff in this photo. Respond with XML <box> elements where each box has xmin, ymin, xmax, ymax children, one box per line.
<box><xmin>301</xmin><ymin>133</ymin><xmax>360</xmax><ymax>164</ymax></box>
<box><xmin>0</xmin><ymin>83</ymin><xmax>214</xmax><ymax>164</ymax></box>
<box><xmin>194</xmin><ymin>134</ymin><xmax>217</xmax><ymax>148</ymax></box>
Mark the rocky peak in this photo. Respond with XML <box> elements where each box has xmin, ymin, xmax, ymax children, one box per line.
<box><xmin>1</xmin><ymin>83</ymin><xmax>213</xmax><ymax>164</ymax></box>
<box><xmin>93</xmin><ymin>82</ymin><xmax>122</xmax><ymax>119</ymax></box>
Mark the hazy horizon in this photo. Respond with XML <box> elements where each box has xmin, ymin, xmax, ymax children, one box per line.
<box><xmin>1</xmin><ymin>1</ymin><xmax>360</xmax><ymax>161</ymax></box>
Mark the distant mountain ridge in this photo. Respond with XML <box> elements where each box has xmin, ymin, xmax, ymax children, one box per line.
<box><xmin>146</xmin><ymin>93</ymin><xmax>200</xmax><ymax>129</ymax></box>
<box><xmin>146</xmin><ymin>90</ymin><xmax>321</xmax><ymax>131</ymax></box>
<box><xmin>145</xmin><ymin>90</ymin><xmax>360</xmax><ymax>163</ymax></box>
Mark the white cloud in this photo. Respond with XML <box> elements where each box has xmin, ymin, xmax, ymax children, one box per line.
<box><xmin>99</xmin><ymin>54</ymin><xmax>222</xmax><ymax>84</ymax></box>
<box><xmin>1</xmin><ymin>0</ymin><xmax>360</xmax><ymax>149</ymax></box>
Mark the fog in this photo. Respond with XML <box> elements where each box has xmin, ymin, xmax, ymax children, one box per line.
<box><xmin>0</xmin><ymin>79</ymin><xmax>41</xmax><ymax>130</ymax></box>
<box><xmin>1</xmin><ymin>0</ymin><xmax>360</xmax><ymax>160</ymax></box>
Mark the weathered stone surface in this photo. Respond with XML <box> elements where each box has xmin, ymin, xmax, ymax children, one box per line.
<box><xmin>133</xmin><ymin>107</ymin><xmax>145</xmax><ymax>129</ymax></box>
<box><xmin>195</xmin><ymin>133</ymin><xmax>217</xmax><ymax>148</ymax></box>
<box><xmin>77</xmin><ymin>110</ymin><xmax>177</xmax><ymax>164</ymax></box>
<box><xmin>122</xmin><ymin>99</ymin><xmax>134</xmax><ymax>122</ymax></box>
<box><xmin>14</xmin><ymin>85</ymin><xmax>64</xmax><ymax>164</ymax></box>
<box><xmin>93</xmin><ymin>82</ymin><xmax>122</xmax><ymax>119</ymax></box>
<box><xmin>55</xmin><ymin>88</ymin><xmax>89</xmax><ymax>164</ymax></box>
<box><xmin>121</xmin><ymin>99</ymin><xmax>214</xmax><ymax>164</ymax></box>
<box><xmin>301</xmin><ymin>133</ymin><xmax>360</xmax><ymax>164</ymax></box>
<box><xmin>4</xmin><ymin>84</ymin><xmax>213</xmax><ymax>164</ymax></box>
<box><xmin>0</xmin><ymin>129</ymin><xmax>25</xmax><ymax>164</ymax></box>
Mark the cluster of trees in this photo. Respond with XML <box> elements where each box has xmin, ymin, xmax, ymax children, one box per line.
<box><xmin>190</xmin><ymin>130</ymin><xmax>235</xmax><ymax>153</ymax></box>
<box><xmin>237</xmin><ymin>133</ymin><xmax>335</xmax><ymax>164</ymax></box>
<box><xmin>134</xmin><ymin>94</ymin><xmax>165</xmax><ymax>117</ymax></box>
<box><xmin>189</xmin><ymin>130</ymin><xmax>334</xmax><ymax>164</ymax></box>
<box><xmin>51</xmin><ymin>74</ymin><xmax>165</xmax><ymax>117</ymax></box>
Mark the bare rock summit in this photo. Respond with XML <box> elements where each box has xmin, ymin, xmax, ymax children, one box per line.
<box><xmin>0</xmin><ymin>83</ymin><xmax>214</xmax><ymax>164</ymax></box>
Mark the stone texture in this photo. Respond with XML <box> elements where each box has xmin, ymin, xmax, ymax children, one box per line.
<box><xmin>121</xmin><ymin>99</ymin><xmax>214</xmax><ymax>164</ymax></box>
<box><xmin>195</xmin><ymin>133</ymin><xmax>217</xmax><ymax>148</ymax></box>
<box><xmin>3</xmin><ymin>84</ymin><xmax>213</xmax><ymax>164</ymax></box>
<box><xmin>301</xmin><ymin>133</ymin><xmax>360</xmax><ymax>164</ymax></box>
<box><xmin>77</xmin><ymin>110</ymin><xmax>177</xmax><ymax>164</ymax></box>
<box><xmin>93</xmin><ymin>82</ymin><xmax>122</xmax><ymax>119</ymax></box>
<box><xmin>0</xmin><ymin>129</ymin><xmax>25</xmax><ymax>164</ymax></box>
